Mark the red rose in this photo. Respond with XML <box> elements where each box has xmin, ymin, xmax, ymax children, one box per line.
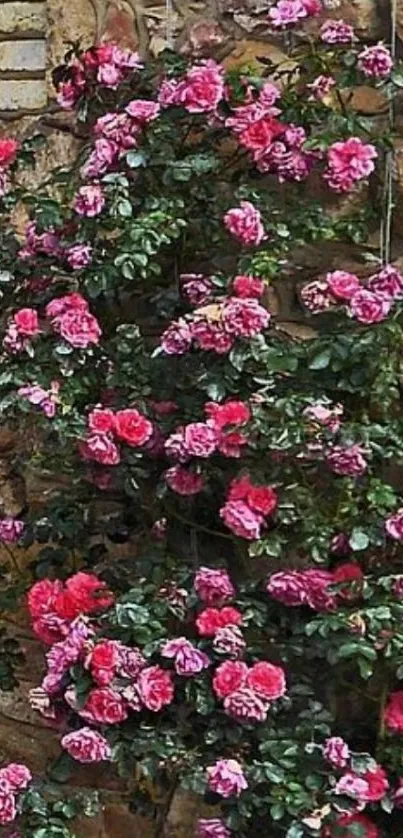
<box><xmin>87</xmin><ymin>640</ymin><xmax>119</xmax><ymax>686</ymax></box>
<box><xmin>57</xmin><ymin>572</ymin><xmax>114</xmax><ymax>619</ymax></box>
<box><xmin>333</xmin><ymin>562</ymin><xmax>364</xmax><ymax>601</ymax></box>
<box><xmin>246</xmin><ymin>485</ymin><xmax>278</xmax><ymax>517</ymax></box>
<box><xmin>213</xmin><ymin>660</ymin><xmax>248</xmax><ymax>699</ymax></box>
<box><xmin>246</xmin><ymin>661</ymin><xmax>286</xmax><ymax>700</ymax></box>
<box><xmin>0</xmin><ymin>138</ymin><xmax>19</xmax><ymax>167</ymax></box>
<box><xmin>384</xmin><ymin>690</ymin><xmax>403</xmax><ymax>731</ymax></box>
<box><xmin>14</xmin><ymin>308</ymin><xmax>39</xmax><ymax>336</ymax></box>
<box><xmin>232</xmin><ymin>276</ymin><xmax>264</xmax><ymax>299</ymax></box>
<box><xmin>138</xmin><ymin>665</ymin><xmax>174</xmax><ymax>711</ymax></box>
<box><xmin>81</xmin><ymin>687</ymin><xmax>128</xmax><ymax>724</ymax></box>
<box><xmin>196</xmin><ymin>606</ymin><xmax>243</xmax><ymax>637</ymax></box>
<box><xmin>205</xmin><ymin>400</ymin><xmax>251</xmax><ymax>429</ymax></box>
<box><xmin>362</xmin><ymin>766</ymin><xmax>388</xmax><ymax>801</ymax></box>
<box><xmin>115</xmin><ymin>409</ymin><xmax>153</xmax><ymax>447</ymax></box>
<box><xmin>88</xmin><ymin>408</ymin><xmax>116</xmax><ymax>434</ymax></box>
<box><xmin>27</xmin><ymin>579</ymin><xmax>63</xmax><ymax>618</ymax></box>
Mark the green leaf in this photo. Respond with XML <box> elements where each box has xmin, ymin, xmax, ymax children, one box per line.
<box><xmin>309</xmin><ymin>348</ymin><xmax>331</xmax><ymax>370</ymax></box>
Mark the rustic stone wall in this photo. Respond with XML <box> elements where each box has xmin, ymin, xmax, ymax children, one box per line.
<box><xmin>0</xmin><ymin>1</ymin><xmax>401</xmax><ymax>836</ymax></box>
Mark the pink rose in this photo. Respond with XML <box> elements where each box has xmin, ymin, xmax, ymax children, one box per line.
<box><xmin>232</xmin><ymin>275</ymin><xmax>264</xmax><ymax>298</ymax></box>
<box><xmin>66</xmin><ymin>243</ymin><xmax>93</xmax><ymax>270</ymax></box>
<box><xmin>55</xmin><ymin>309</ymin><xmax>102</xmax><ymax>348</ymax></box>
<box><xmin>115</xmin><ymin>409</ymin><xmax>153</xmax><ymax>447</ymax></box>
<box><xmin>223</xmin><ymin>687</ymin><xmax>268</xmax><ymax>722</ymax></box>
<box><xmin>349</xmin><ymin>289</ymin><xmax>391</xmax><ymax>324</ymax></box>
<box><xmin>125</xmin><ymin>99</ymin><xmax>160</xmax><ymax>122</ymax></box>
<box><xmin>323</xmin><ymin>737</ymin><xmax>350</xmax><ymax>768</ymax></box>
<box><xmin>73</xmin><ymin>184</ymin><xmax>105</xmax><ymax>217</ymax></box>
<box><xmin>224</xmin><ymin>201</ymin><xmax>266</xmax><ymax>246</ymax></box>
<box><xmin>165</xmin><ymin>465</ymin><xmax>204</xmax><ymax>495</ymax></box>
<box><xmin>222</xmin><ymin>298</ymin><xmax>270</xmax><ymax>337</ymax></box>
<box><xmin>384</xmin><ymin>690</ymin><xmax>403</xmax><ymax>732</ymax></box>
<box><xmin>320</xmin><ymin>19</ymin><xmax>355</xmax><ymax>44</ymax></box>
<box><xmin>46</xmin><ymin>293</ymin><xmax>89</xmax><ymax>319</ymax></box>
<box><xmin>138</xmin><ymin>665</ymin><xmax>174</xmax><ymax>711</ymax></box>
<box><xmin>326</xmin><ymin>444</ymin><xmax>367</xmax><ymax>476</ymax></box>
<box><xmin>184</xmin><ymin>422</ymin><xmax>218</xmax><ymax>457</ymax></box>
<box><xmin>0</xmin><ymin>764</ymin><xmax>31</xmax><ymax>791</ymax></box>
<box><xmin>246</xmin><ymin>661</ymin><xmax>286</xmax><ymax>700</ymax></box>
<box><xmin>194</xmin><ymin>567</ymin><xmax>235</xmax><ymax>605</ymax></box>
<box><xmin>160</xmin><ymin>319</ymin><xmax>192</xmax><ymax>355</ymax></box>
<box><xmin>367</xmin><ymin>265</ymin><xmax>403</xmax><ymax>300</ymax></box>
<box><xmin>61</xmin><ymin>728</ymin><xmax>112</xmax><ymax>762</ymax></box>
<box><xmin>178</xmin><ymin>61</ymin><xmax>224</xmax><ymax>113</ymax></box>
<box><xmin>358</xmin><ymin>43</ymin><xmax>393</xmax><ymax>78</ymax></box>
<box><xmin>207</xmin><ymin>758</ymin><xmax>248</xmax><ymax>798</ymax></box>
<box><xmin>213</xmin><ymin>660</ymin><xmax>248</xmax><ymax>699</ymax></box>
<box><xmin>197</xmin><ymin>819</ymin><xmax>231</xmax><ymax>838</ymax></box>
<box><xmin>161</xmin><ymin>637</ymin><xmax>210</xmax><ymax>676</ymax></box>
<box><xmin>386</xmin><ymin>508</ymin><xmax>403</xmax><ymax>540</ymax></box>
<box><xmin>79</xmin><ymin>433</ymin><xmax>121</xmax><ymax>466</ymax></box>
<box><xmin>0</xmin><ymin>778</ymin><xmax>16</xmax><ymax>825</ymax></box>
<box><xmin>220</xmin><ymin>500</ymin><xmax>263</xmax><ymax>540</ymax></box>
<box><xmin>14</xmin><ymin>308</ymin><xmax>39</xmax><ymax>336</ymax></box>
<box><xmin>0</xmin><ymin>518</ymin><xmax>24</xmax><ymax>544</ymax></box>
<box><xmin>267</xmin><ymin>571</ymin><xmax>308</xmax><ymax>607</ymax></box>
<box><xmin>327</xmin><ymin>271</ymin><xmax>361</xmax><ymax>301</ymax></box>
<box><xmin>79</xmin><ymin>687</ymin><xmax>128</xmax><ymax>724</ymax></box>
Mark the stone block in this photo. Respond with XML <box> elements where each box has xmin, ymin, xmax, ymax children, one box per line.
<box><xmin>0</xmin><ymin>79</ymin><xmax>47</xmax><ymax>109</ymax></box>
<box><xmin>0</xmin><ymin>39</ymin><xmax>46</xmax><ymax>72</ymax></box>
<box><xmin>0</xmin><ymin>2</ymin><xmax>46</xmax><ymax>34</ymax></box>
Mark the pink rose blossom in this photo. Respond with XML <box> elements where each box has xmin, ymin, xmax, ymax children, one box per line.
<box><xmin>61</xmin><ymin>728</ymin><xmax>112</xmax><ymax>762</ymax></box>
<box><xmin>386</xmin><ymin>508</ymin><xmax>403</xmax><ymax>540</ymax></box>
<box><xmin>0</xmin><ymin>518</ymin><xmax>24</xmax><ymax>544</ymax></box>
<box><xmin>184</xmin><ymin>423</ymin><xmax>218</xmax><ymax>457</ymax></box>
<box><xmin>307</xmin><ymin>75</ymin><xmax>336</xmax><ymax>101</ymax></box>
<box><xmin>194</xmin><ymin>567</ymin><xmax>235</xmax><ymax>605</ymax></box>
<box><xmin>320</xmin><ymin>19</ymin><xmax>355</xmax><ymax>44</ymax></box>
<box><xmin>213</xmin><ymin>625</ymin><xmax>246</xmax><ymax>658</ymax></box>
<box><xmin>66</xmin><ymin>243</ymin><xmax>93</xmax><ymax>270</ymax></box>
<box><xmin>301</xmin><ymin>279</ymin><xmax>334</xmax><ymax>313</ymax></box>
<box><xmin>165</xmin><ymin>465</ymin><xmax>204</xmax><ymax>495</ymax></box>
<box><xmin>358</xmin><ymin>43</ymin><xmax>393</xmax><ymax>78</ymax></box>
<box><xmin>18</xmin><ymin>381</ymin><xmax>60</xmax><ymax>418</ymax></box>
<box><xmin>327</xmin><ymin>271</ymin><xmax>361</xmax><ymax>301</ymax></box>
<box><xmin>326</xmin><ymin>444</ymin><xmax>367</xmax><ymax>476</ymax></box>
<box><xmin>232</xmin><ymin>275</ymin><xmax>264</xmax><ymax>299</ymax></box>
<box><xmin>160</xmin><ymin>319</ymin><xmax>192</xmax><ymax>355</ymax></box>
<box><xmin>222</xmin><ymin>298</ymin><xmax>270</xmax><ymax>337</ymax></box>
<box><xmin>367</xmin><ymin>265</ymin><xmax>403</xmax><ymax>300</ymax></box>
<box><xmin>325</xmin><ymin>138</ymin><xmax>377</xmax><ymax>193</ymax></box>
<box><xmin>223</xmin><ymin>687</ymin><xmax>268</xmax><ymax>722</ymax></box>
<box><xmin>191</xmin><ymin>320</ymin><xmax>234</xmax><ymax>354</ymax></box>
<box><xmin>224</xmin><ymin>201</ymin><xmax>266</xmax><ymax>246</ymax></box>
<box><xmin>269</xmin><ymin>0</ymin><xmax>308</xmax><ymax>27</ymax></box>
<box><xmin>220</xmin><ymin>500</ymin><xmax>264</xmax><ymax>540</ymax></box>
<box><xmin>267</xmin><ymin>571</ymin><xmax>308</xmax><ymax>607</ymax></box>
<box><xmin>138</xmin><ymin>665</ymin><xmax>174</xmax><ymax>711</ymax></box>
<box><xmin>178</xmin><ymin>61</ymin><xmax>224</xmax><ymax>113</ymax></box>
<box><xmin>79</xmin><ymin>433</ymin><xmax>121</xmax><ymax>466</ymax></box>
<box><xmin>213</xmin><ymin>660</ymin><xmax>248</xmax><ymax>699</ymax></box>
<box><xmin>349</xmin><ymin>289</ymin><xmax>391</xmax><ymax>324</ymax></box>
<box><xmin>0</xmin><ymin>764</ymin><xmax>31</xmax><ymax>791</ymax></box>
<box><xmin>78</xmin><ymin>687</ymin><xmax>128</xmax><ymax>724</ymax></box>
<box><xmin>303</xmin><ymin>402</ymin><xmax>343</xmax><ymax>433</ymax></box>
<box><xmin>88</xmin><ymin>408</ymin><xmax>116</xmax><ymax>434</ymax></box>
<box><xmin>0</xmin><ymin>778</ymin><xmax>16</xmax><ymax>825</ymax></box>
<box><xmin>54</xmin><ymin>309</ymin><xmax>102</xmax><ymax>348</ymax></box>
<box><xmin>125</xmin><ymin>99</ymin><xmax>160</xmax><ymax>122</ymax></box>
<box><xmin>181</xmin><ymin>274</ymin><xmax>213</xmax><ymax>306</ymax></box>
<box><xmin>246</xmin><ymin>661</ymin><xmax>286</xmax><ymax>700</ymax></box>
<box><xmin>46</xmin><ymin>293</ymin><xmax>89</xmax><ymax>319</ymax></box>
<box><xmin>97</xmin><ymin>63</ymin><xmax>122</xmax><ymax>88</ymax></box>
<box><xmin>323</xmin><ymin>737</ymin><xmax>350</xmax><ymax>768</ymax></box>
<box><xmin>197</xmin><ymin>819</ymin><xmax>231</xmax><ymax>838</ymax></box>
<box><xmin>207</xmin><ymin>759</ymin><xmax>248</xmax><ymax>798</ymax></box>
<box><xmin>73</xmin><ymin>185</ymin><xmax>105</xmax><ymax>217</ymax></box>
<box><xmin>161</xmin><ymin>637</ymin><xmax>210</xmax><ymax>676</ymax></box>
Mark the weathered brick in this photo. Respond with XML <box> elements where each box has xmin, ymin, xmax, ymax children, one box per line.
<box><xmin>0</xmin><ymin>79</ymin><xmax>46</xmax><ymax>109</ymax></box>
<box><xmin>0</xmin><ymin>2</ymin><xmax>46</xmax><ymax>34</ymax></box>
<box><xmin>0</xmin><ymin>39</ymin><xmax>46</xmax><ymax>72</ymax></box>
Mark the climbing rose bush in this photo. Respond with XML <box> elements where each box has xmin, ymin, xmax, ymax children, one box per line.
<box><xmin>0</xmin><ymin>6</ymin><xmax>402</xmax><ymax>836</ymax></box>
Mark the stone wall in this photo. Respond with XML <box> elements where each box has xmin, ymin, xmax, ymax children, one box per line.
<box><xmin>0</xmin><ymin>1</ymin><xmax>401</xmax><ymax>836</ymax></box>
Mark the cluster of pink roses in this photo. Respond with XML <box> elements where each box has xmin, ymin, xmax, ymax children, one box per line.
<box><xmin>0</xmin><ymin>762</ymin><xmax>32</xmax><ymax>826</ymax></box>
<box><xmin>213</xmin><ymin>658</ymin><xmax>286</xmax><ymax>722</ymax></box>
<box><xmin>158</xmin><ymin>60</ymin><xmax>224</xmax><ymax>114</ymax></box>
<box><xmin>302</xmin><ymin>264</ymin><xmax>403</xmax><ymax>323</ymax></box>
<box><xmin>27</xmin><ymin>571</ymin><xmax>115</xmax><ymax>645</ymax></box>
<box><xmin>267</xmin><ymin>562</ymin><xmax>364</xmax><ymax>612</ymax></box>
<box><xmin>220</xmin><ymin>473</ymin><xmax>278</xmax><ymax>540</ymax></box>
<box><xmin>165</xmin><ymin>400</ymin><xmax>251</xmax><ymax>470</ymax></box>
<box><xmin>57</xmin><ymin>43</ymin><xmax>142</xmax><ymax>110</ymax></box>
<box><xmin>82</xmin><ymin>99</ymin><xmax>160</xmax><ymax>179</ymax></box>
<box><xmin>4</xmin><ymin>293</ymin><xmax>102</xmax><ymax>355</ymax></box>
<box><xmin>79</xmin><ymin>404</ymin><xmax>153</xmax><ymax>467</ymax></box>
<box><xmin>18</xmin><ymin>220</ymin><xmax>92</xmax><ymax>272</ymax></box>
<box><xmin>161</xmin><ymin>274</ymin><xmax>270</xmax><ymax>356</ymax></box>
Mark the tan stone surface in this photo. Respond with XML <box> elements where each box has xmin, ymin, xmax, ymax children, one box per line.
<box><xmin>0</xmin><ymin>2</ymin><xmax>46</xmax><ymax>35</ymax></box>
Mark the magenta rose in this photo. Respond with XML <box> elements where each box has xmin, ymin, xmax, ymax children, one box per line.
<box><xmin>207</xmin><ymin>758</ymin><xmax>248</xmax><ymax>798</ymax></box>
<box><xmin>161</xmin><ymin>637</ymin><xmax>210</xmax><ymax>676</ymax></box>
<box><xmin>138</xmin><ymin>665</ymin><xmax>174</xmax><ymax>711</ymax></box>
<box><xmin>223</xmin><ymin>201</ymin><xmax>266</xmax><ymax>246</ymax></box>
<box><xmin>80</xmin><ymin>433</ymin><xmax>120</xmax><ymax>466</ymax></box>
<box><xmin>323</xmin><ymin>736</ymin><xmax>350</xmax><ymax>769</ymax></box>
<box><xmin>55</xmin><ymin>309</ymin><xmax>102</xmax><ymax>348</ymax></box>
<box><xmin>61</xmin><ymin>728</ymin><xmax>112</xmax><ymax>762</ymax></box>
<box><xmin>220</xmin><ymin>500</ymin><xmax>263</xmax><ymax>540</ymax></box>
<box><xmin>349</xmin><ymin>289</ymin><xmax>391</xmax><ymax>324</ymax></box>
<box><xmin>79</xmin><ymin>687</ymin><xmax>128</xmax><ymax>724</ymax></box>
<box><xmin>327</xmin><ymin>271</ymin><xmax>361</xmax><ymax>301</ymax></box>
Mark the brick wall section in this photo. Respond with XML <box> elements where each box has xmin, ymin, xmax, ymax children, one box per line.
<box><xmin>0</xmin><ymin>0</ymin><xmax>47</xmax><ymax>112</ymax></box>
